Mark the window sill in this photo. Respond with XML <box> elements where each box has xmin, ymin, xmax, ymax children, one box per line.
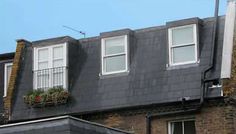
<box><xmin>99</xmin><ymin>70</ymin><xmax>129</xmax><ymax>79</ymax></box>
<box><xmin>166</xmin><ymin>61</ymin><xmax>200</xmax><ymax>70</ymax></box>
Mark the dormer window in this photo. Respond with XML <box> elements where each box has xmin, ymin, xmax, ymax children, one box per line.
<box><xmin>33</xmin><ymin>43</ymin><xmax>68</xmax><ymax>90</ymax></box>
<box><xmin>168</xmin><ymin>24</ymin><xmax>198</xmax><ymax>66</ymax></box>
<box><xmin>101</xmin><ymin>35</ymin><xmax>128</xmax><ymax>75</ymax></box>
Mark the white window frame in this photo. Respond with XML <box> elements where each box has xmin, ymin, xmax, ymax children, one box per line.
<box><xmin>168</xmin><ymin>119</ymin><xmax>196</xmax><ymax>134</ymax></box>
<box><xmin>168</xmin><ymin>24</ymin><xmax>198</xmax><ymax>66</ymax></box>
<box><xmin>33</xmin><ymin>43</ymin><xmax>68</xmax><ymax>90</ymax></box>
<box><xmin>4</xmin><ymin>62</ymin><xmax>13</xmax><ymax>97</ymax></box>
<box><xmin>101</xmin><ymin>35</ymin><xmax>128</xmax><ymax>75</ymax></box>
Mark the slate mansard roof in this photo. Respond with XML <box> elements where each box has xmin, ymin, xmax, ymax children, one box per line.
<box><xmin>9</xmin><ymin>16</ymin><xmax>225</xmax><ymax>121</ymax></box>
<box><xmin>0</xmin><ymin>52</ymin><xmax>14</xmax><ymax>61</ymax></box>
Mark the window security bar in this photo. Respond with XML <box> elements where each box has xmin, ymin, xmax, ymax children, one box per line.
<box><xmin>33</xmin><ymin>66</ymin><xmax>67</xmax><ymax>90</ymax></box>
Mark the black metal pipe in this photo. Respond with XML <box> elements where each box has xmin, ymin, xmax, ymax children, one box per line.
<box><xmin>200</xmin><ymin>0</ymin><xmax>219</xmax><ymax>105</ymax></box>
<box><xmin>146</xmin><ymin>114</ymin><xmax>151</xmax><ymax>134</ymax></box>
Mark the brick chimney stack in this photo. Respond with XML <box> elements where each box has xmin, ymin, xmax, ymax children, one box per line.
<box><xmin>4</xmin><ymin>39</ymin><xmax>30</xmax><ymax>121</ymax></box>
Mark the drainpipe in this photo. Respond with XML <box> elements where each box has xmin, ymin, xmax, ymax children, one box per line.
<box><xmin>146</xmin><ymin>113</ymin><xmax>151</xmax><ymax>134</ymax></box>
<box><xmin>200</xmin><ymin>0</ymin><xmax>219</xmax><ymax>106</ymax></box>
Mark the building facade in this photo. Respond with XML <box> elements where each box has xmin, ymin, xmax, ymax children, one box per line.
<box><xmin>0</xmin><ymin>1</ymin><xmax>236</xmax><ymax>134</ymax></box>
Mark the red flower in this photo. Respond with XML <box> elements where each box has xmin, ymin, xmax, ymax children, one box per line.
<box><xmin>35</xmin><ymin>96</ymin><xmax>41</xmax><ymax>102</ymax></box>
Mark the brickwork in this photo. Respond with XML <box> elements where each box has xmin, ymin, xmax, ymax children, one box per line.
<box><xmin>3</xmin><ymin>40</ymin><xmax>26</xmax><ymax>120</ymax></box>
<box><xmin>151</xmin><ymin>105</ymin><xmax>236</xmax><ymax>134</ymax></box>
<box><xmin>88</xmin><ymin>104</ymin><xmax>236</xmax><ymax>134</ymax></box>
<box><xmin>196</xmin><ymin>106</ymin><xmax>235</xmax><ymax>134</ymax></box>
<box><xmin>89</xmin><ymin>113</ymin><xmax>146</xmax><ymax>134</ymax></box>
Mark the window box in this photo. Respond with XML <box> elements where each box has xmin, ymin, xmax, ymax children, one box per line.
<box><xmin>23</xmin><ymin>87</ymin><xmax>69</xmax><ymax>108</ymax></box>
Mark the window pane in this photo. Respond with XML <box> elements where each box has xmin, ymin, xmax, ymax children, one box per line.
<box><xmin>104</xmin><ymin>55</ymin><xmax>126</xmax><ymax>73</ymax></box>
<box><xmin>37</xmin><ymin>73</ymin><xmax>49</xmax><ymax>89</ymax></box>
<box><xmin>53</xmin><ymin>46</ymin><xmax>63</xmax><ymax>59</ymax></box>
<box><xmin>172</xmin><ymin>45</ymin><xmax>195</xmax><ymax>63</ymax></box>
<box><xmin>53</xmin><ymin>59</ymin><xmax>63</xmax><ymax>67</ymax></box>
<box><xmin>38</xmin><ymin>61</ymin><xmax>48</xmax><ymax>70</ymax></box>
<box><xmin>38</xmin><ymin>49</ymin><xmax>48</xmax><ymax>61</ymax></box>
<box><xmin>172</xmin><ymin>26</ymin><xmax>194</xmax><ymax>45</ymax></box>
<box><xmin>171</xmin><ymin>122</ymin><xmax>183</xmax><ymax>134</ymax></box>
<box><xmin>105</xmin><ymin>37</ymin><xmax>125</xmax><ymax>55</ymax></box>
<box><xmin>53</xmin><ymin>72</ymin><xmax>63</xmax><ymax>87</ymax></box>
<box><xmin>7</xmin><ymin>65</ymin><xmax>12</xmax><ymax>86</ymax></box>
<box><xmin>184</xmin><ymin>121</ymin><xmax>196</xmax><ymax>134</ymax></box>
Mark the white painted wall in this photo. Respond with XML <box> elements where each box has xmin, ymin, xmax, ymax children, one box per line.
<box><xmin>221</xmin><ymin>0</ymin><xmax>236</xmax><ymax>78</ymax></box>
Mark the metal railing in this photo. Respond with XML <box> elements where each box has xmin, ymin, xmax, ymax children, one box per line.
<box><xmin>33</xmin><ymin>67</ymin><xmax>67</xmax><ymax>90</ymax></box>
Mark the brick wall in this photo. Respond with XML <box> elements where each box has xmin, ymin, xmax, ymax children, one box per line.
<box><xmin>89</xmin><ymin>113</ymin><xmax>146</xmax><ymax>134</ymax></box>
<box><xmin>88</xmin><ymin>104</ymin><xmax>236</xmax><ymax>134</ymax></box>
<box><xmin>152</xmin><ymin>105</ymin><xmax>236</xmax><ymax>134</ymax></box>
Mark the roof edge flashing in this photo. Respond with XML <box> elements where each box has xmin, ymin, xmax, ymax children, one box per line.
<box><xmin>0</xmin><ymin>115</ymin><xmax>133</xmax><ymax>134</ymax></box>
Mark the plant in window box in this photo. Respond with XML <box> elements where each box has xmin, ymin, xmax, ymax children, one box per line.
<box><xmin>23</xmin><ymin>87</ymin><xmax>69</xmax><ymax>108</ymax></box>
<box><xmin>23</xmin><ymin>90</ymin><xmax>44</xmax><ymax>105</ymax></box>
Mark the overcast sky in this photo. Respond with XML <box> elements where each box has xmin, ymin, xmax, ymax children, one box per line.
<box><xmin>0</xmin><ymin>0</ymin><xmax>227</xmax><ymax>54</ymax></box>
